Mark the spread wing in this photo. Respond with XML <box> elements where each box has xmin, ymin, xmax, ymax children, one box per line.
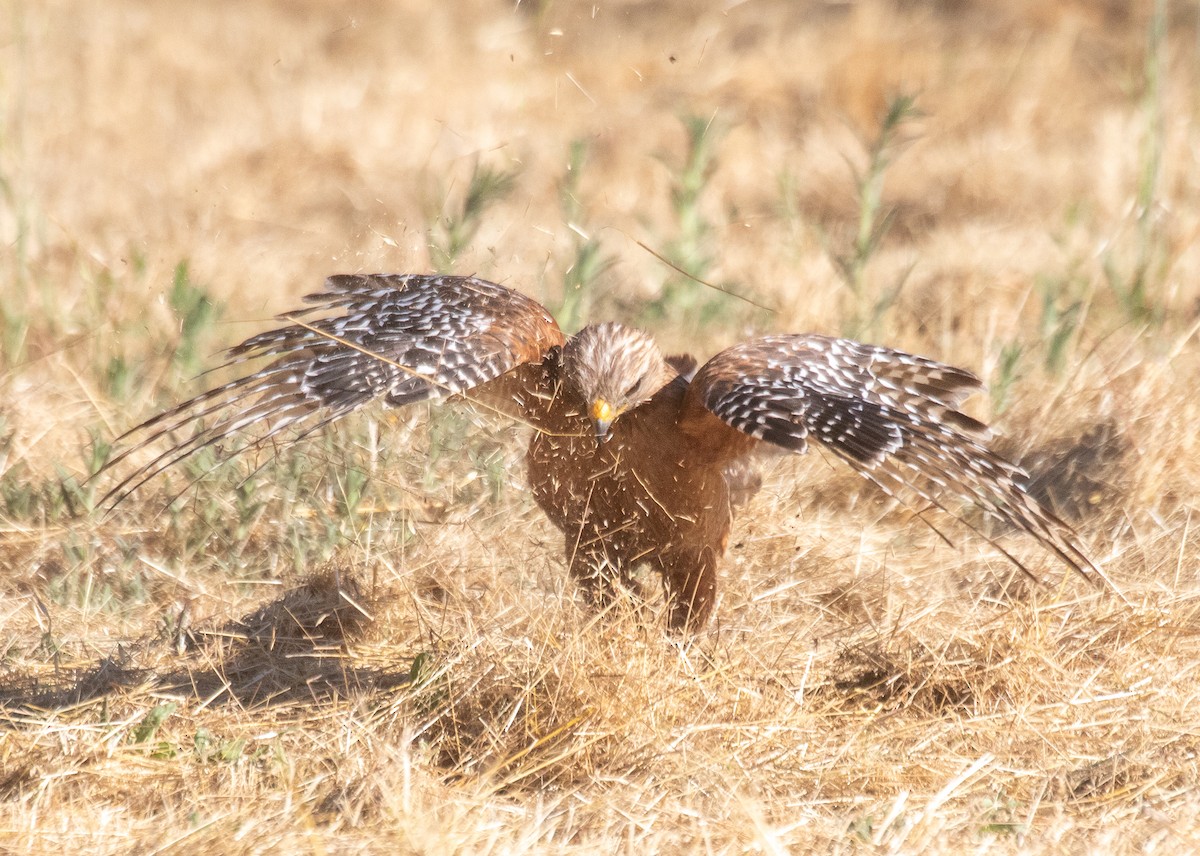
<box><xmin>99</xmin><ymin>274</ymin><xmax>565</xmax><ymax>507</ymax></box>
<box><xmin>683</xmin><ymin>334</ymin><xmax>1119</xmax><ymax>594</ymax></box>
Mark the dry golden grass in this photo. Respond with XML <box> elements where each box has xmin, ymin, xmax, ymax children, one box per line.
<box><xmin>3</xmin><ymin>0</ymin><xmax>1200</xmax><ymax>852</ymax></box>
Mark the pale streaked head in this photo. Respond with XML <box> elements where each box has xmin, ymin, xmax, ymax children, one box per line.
<box><xmin>563</xmin><ymin>322</ymin><xmax>669</xmax><ymax>443</ymax></box>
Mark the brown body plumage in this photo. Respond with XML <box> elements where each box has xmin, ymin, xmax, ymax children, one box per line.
<box><xmin>101</xmin><ymin>274</ymin><xmax>1117</xmax><ymax>630</ymax></box>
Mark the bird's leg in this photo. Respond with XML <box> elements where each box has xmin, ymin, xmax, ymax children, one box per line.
<box><xmin>566</xmin><ymin>544</ymin><xmax>622</xmax><ymax>609</ymax></box>
<box><xmin>618</xmin><ymin>564</ymin><xmax>649</xmax><ymax>601</ymax></box>
<box><xmin>656</xmin><ymin>545</ymin><xmax>719</xmax><ymax>632</ymax></box>
<box><xmin>566</xmin><ymin>543</ymin><xmax>649</xmax><ymax>615</ymax></box>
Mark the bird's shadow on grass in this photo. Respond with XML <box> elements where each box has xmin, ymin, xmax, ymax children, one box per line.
<box><xmin>0</xmin><ymin>568</ymin><xmax>413</xmax><ymax>719</ymax></box>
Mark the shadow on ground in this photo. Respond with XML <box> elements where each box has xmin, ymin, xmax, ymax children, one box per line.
<box><xmin>0</xmin><ymin>568</ymin><xmax>413</xmax><ymax>717</ymax></box>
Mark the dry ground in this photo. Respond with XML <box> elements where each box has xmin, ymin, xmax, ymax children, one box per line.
<box><xmin>3</xmin><ymin>0</ymin><xmax>1200</xmax><ymax>852</ymax></box>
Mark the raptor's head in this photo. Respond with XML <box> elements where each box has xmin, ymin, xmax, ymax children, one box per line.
<box><xmin>563</xmin><ymin>322</ymin><xmax>669</xmax><ymax>444</ymax></box>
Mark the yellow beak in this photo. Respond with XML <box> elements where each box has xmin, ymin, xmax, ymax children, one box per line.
<box><xmin>591</xmin><ymin>398</ymin><xmax>616</xmax><ymax>444</ymax></box>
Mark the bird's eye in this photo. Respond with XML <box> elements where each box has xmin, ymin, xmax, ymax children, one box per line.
<box><xmin>623</xmin><ymin>376</ymin><xmax>645</xmax><ymax>399</ymax></box>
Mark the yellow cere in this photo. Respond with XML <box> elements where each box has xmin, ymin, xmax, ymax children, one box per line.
<box><xmin>591</xmin><ymin>398</ymin><xmax>616</xmax><ymax>424</ymax></box>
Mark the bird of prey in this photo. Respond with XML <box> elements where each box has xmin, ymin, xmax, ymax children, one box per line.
<box><xmin>101</xmin><ymin>274</ymin><xmax>1114</xmax><ymax>630</ymax></box>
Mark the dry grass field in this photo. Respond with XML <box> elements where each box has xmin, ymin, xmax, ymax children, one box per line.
<box><xmin>3</xmin><ymin>0</ymin><xmax>1200</xmax><ymax>852</ymax></box>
